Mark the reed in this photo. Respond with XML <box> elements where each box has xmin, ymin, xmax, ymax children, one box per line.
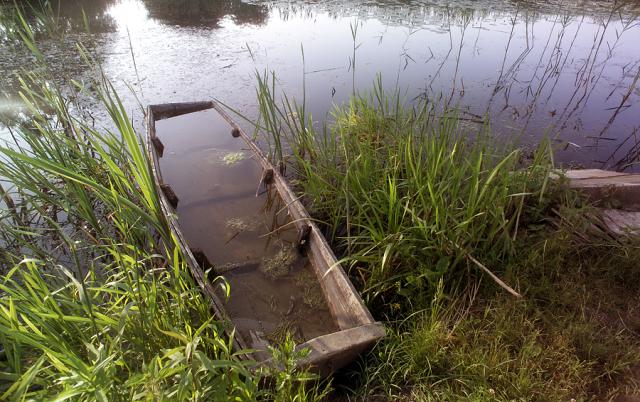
<box><xmin>247</xmin><ymin>72</ymin><xmax>640</xmax><ymax>400</ymax></box>
<box><xmin>250</xmin><ymin>73</ymin><xmax>557</xmax><ymax>308</ymax></box>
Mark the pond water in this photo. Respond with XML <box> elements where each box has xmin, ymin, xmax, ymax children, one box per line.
<box><xmin>1</xmin><ymin>0</ymin><xmax>640</xmax><ymax>169</ymax></box>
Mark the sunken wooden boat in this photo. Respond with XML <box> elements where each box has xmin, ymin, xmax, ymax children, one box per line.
<box><xmin>145</xmin><ymin>101</ymin><xmax>385</xmax><ymax>375</ymax></box>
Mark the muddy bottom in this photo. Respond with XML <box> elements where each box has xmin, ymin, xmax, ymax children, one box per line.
<box><xmin>155</xmin><ymin>108</ymin><xmax>338</xmax><ymax>351</ymax></box>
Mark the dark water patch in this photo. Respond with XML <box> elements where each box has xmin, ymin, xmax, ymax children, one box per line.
<box><xmin>155</xmin><ymin>108</ymin><xmax>338</xmax><ymax>351</ymax></box>
<box><xmin>141</xmin><ymin>0</ymin><xmax>268</xmax><ymax>27</ymax></box>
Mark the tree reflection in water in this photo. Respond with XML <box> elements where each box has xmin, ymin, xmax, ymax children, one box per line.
<box><xmin>141</xmin><ymin>0</ymin><xmax>268</xmax><ymax>27</ymax></box>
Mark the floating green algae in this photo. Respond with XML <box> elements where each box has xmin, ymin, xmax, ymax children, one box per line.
<box><xmin>225</xmin><ymin>217</ymin><xmax>248</xmax><ymax>232</ymax></box>
<box><xmin>260</xmin><ymin>246</ymin><xmax>297</xmax><ymax>279</ymax></box>
<box><xmin>222</xmin><ymin>151</ymin><xmax>245</xmax><ymax>165</ymax></box>
<box><xmin>225</xmin><ymin>215</ymin><xmax>263</xmax><ymax>234</ymax></box>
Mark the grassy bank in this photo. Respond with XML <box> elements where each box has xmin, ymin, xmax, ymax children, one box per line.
<box><xmin>0</xmin><ymin>77</ymin><xmax>256</xmax><ymax>400</ymax></box>
<box><xmin>250</xmin><ymin>74</ymin><xmax>640</xmax><ymax>401</ymax></box>
<box><xmin>0</xmin><ymin>7</ymin><xmax>327</xmax><ymax>401</ymax></box>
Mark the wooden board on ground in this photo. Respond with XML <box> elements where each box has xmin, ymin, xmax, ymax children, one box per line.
<box><xmin>560</xmin><ymin>169</ymin><xmax>640</xmax><ymax>237</ymax></box>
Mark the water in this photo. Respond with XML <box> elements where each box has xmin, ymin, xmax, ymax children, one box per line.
<box><xmin>1</xmin><ymin>0</ymin><xmax>640</xmax><ymax>169</ymax></box>
<box><xmin>155</xmin><ymin>108</ymin><xmax>337</xmax><ymax>351</ymax></box>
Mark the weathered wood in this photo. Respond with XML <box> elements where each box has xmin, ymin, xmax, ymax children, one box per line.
<box><xmin>262</xmin><ymin>168</ymin><xmax>274</xmax><ymax>185</ymax></box>
<box><xmin>600</xmin><ymin>209</ymin><xmax>640</xmax><ymax>236</ymax></box>
<box><xmin>296</xmin><ymin>224</ymin><xmax>312</xmax><ymax>251</ymax></box>
<box><xmin>560</xmin><ymin>169</ymin><xmax>640</xmax><ymax>210</ymax></box>
<box><xmin>150</xmin><ymin>102</ymin><xmax>214</xmax><ymax>121</ymax></box>
<box><xmin>191</xmin><ymin>248</ymin><xmax>212</xmax><ymax>269</ymax></box>
<box><xmin>556</xmin><ymin>169</ymin><xmax>640</xmax><ymax>237</ymax></box>
<box><xmin>151</xmin><ymin>136</ymin><xmax>164</xmax><ymax>157</ymax></box>
<box><xmin>294</xmin><ymin>323</ymin><xmax>385</xmax><ymax>376</ymax></box>
<box><xmin>256</xmin><ymin>169</ymin><xmax>275</xmax><ymax>196</ymax></box>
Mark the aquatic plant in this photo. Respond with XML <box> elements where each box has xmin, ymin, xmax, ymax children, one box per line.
<box><xmin>294</xmin><ymin>270</ymin><xmax>326</xmax><ymax>310</ymax></box>
<box><xmin>266</xmin><ymin>320</ymin><xmax>302</xmax><ymax>345</ymax></box>
<box><xmin>250</xmin><ymin>73</ymin><xmax>556</xmax><ymax>307</ymax></box>
<box><xmin>226</xmin><ymin>216</ymin><xmax>250</xmax><ymax>231</ymax></box>
<box><xmin>302</xmin><ymin>286</ymin><xmax>325</xmax><ymax>310</ymax></box>
<box><xmin>260</xmin><ymin>245</ymin><xmax>297</xmax><ymax>279</ymax></box>
<box><xmin>222</xmin><ymin>151</ymin><xmax>246</xmax><ymax>165</ymax></box>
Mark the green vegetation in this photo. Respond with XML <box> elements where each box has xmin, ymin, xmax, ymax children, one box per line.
<box><xmin>0</xmin><ymin>7</ymin><xmax>325</xmax><ymax>401</ymax></box>
<box><xmin>249</xmin><ymin>74</ymin><xmax>640</xmax><ymax>400</ymax></box>
<box><xmin>2</xmin><ymin>2</ymin><xmax>640</xmax><ymax>401</ymax></box>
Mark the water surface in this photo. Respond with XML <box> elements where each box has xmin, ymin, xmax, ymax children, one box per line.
<box><xmin>1</xmin><ymin>0</ymin><xmax>639</xmax><ymax>169</ymax></box>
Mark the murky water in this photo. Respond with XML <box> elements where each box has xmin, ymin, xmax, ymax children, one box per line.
<box><xmin>155</xmin><ymin>108</ymin><xmax>337</xmax><ymax>350</ymax></box>
<box><xmin>1</xmin><ymin>0</ymin><xmax>639</xmax><ymax>168</ymax></box>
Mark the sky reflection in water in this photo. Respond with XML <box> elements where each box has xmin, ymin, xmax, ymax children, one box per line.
<box><xmin>1</xmin><ymin>0</ymin><xmax>639</xmax><ymax>169</ymax></box>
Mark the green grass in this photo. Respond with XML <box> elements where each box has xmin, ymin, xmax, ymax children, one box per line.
<box><xmin>246</xmin><ymin>74</ymin><xmax>640</xmax><ymax>401</ymax></box>
<box><xmin>350</xmin><ymin>219</ymin><xmax>640</xmax><ymax>401</ymax></box>
<box><xmin>0</xmin><ymin>46</ymin><xmax>260</xmax><ymax>399</ymax></box>
<box><xmin>0</xmin><ymin>6</ymin><xmax>326</xmax><ymax>400</ymax></box>
<box><xmin>251</xmin><ymin>73</ymin><xmax>556</xmax><ymax>311</ymax></box>
<box><xmin>3</xmin><ymin>2</ymin><xmax>640</xmax><ymax>400</ymax></box>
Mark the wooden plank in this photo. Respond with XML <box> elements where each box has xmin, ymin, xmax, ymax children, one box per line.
<box><xmin>563</xmin><ymin>169</ymin><xmax>638</xmax><ymax>182</ymax></box>
<box><xmin>554</xmin><ymin>169</ymin><xmax>640</xmax><ymax>237</ymax></box>
<box><xmin>294</xmin><ymin>323</ymin><xmax>385</xmax><ymax>376</ymax></box>
<box><xmin>150</xmin><ymin>102</ymin><xmax>214</xmax><ymax>121</ymax></box>
<box><xmin>600</xmin><ymin>209</ymin><xmax>640</xmax><ymax>237</ymax></box>
<box><xmin>559</xmin><ymin>169</ymin><xmax>640</xmax><ymax>211</ymax></box>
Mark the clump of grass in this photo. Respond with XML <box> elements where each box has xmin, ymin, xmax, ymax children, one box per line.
<box><xmin>251</xmin><ymin>74</ymin><xmax>557</xmax><ymax>310</ymax></box>
<box><xmin>0</xmin><ymin>257</ymin><xmax>260</xmax><ymax>400</ymax></box>
<box><xmin>0</xmin><ymin>55</ymin><xmax>262</xmax><ymax>398</ymax></box>
<box><xmin>353</xmin><ymin>221</ymin><xmax>640</xmax><ymax>401</ymax></box>
<box><xmin>263</xmin><ymin>333</ymin><xmax>332</xmax><ymax>402</ymax></box>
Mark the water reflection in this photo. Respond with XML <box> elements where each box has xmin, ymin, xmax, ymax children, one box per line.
<box><xmin>0</xmin><ymin>0</ymin><xmax>116</xmax><ymax>34</ymax></box>
<box><xmin>142</xmin><ymin>0</ymin><xmax>267</xmax><ymax>26</ymax></box>
<box><xmin>1</xmin><ymin>0</ymin><xmax>639</xmax><ymax>170</ymax></box>
<box><xmin>252</xmin><ymin>0</ymin><xmax>640</xmax><ymax>26</ymax></box>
